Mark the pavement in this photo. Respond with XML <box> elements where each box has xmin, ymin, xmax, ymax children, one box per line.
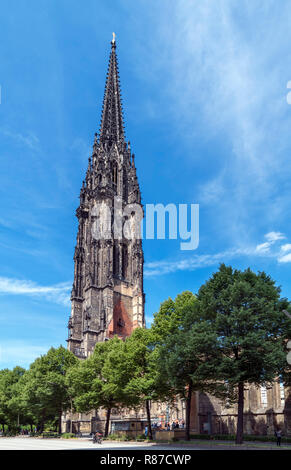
<box><xmin>0</xmin><ymin>436</ymin><xmax>290</xmax><ymax>450</ymax></box>
<box><xmin>0</xmin><ymin>436</ymin><xmax>205</xmax><ymax>451</ymax></box>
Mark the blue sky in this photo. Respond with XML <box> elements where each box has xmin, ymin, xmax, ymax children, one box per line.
<box><xmin>1</xmin><ymin>0</ymin><xmax>291</xmax><ymax>368</ymax></box>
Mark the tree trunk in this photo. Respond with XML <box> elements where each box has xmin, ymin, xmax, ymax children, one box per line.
<box><xmin>58</xmin><ymin>409</ymin><xmax>62</xmax><ymax>435</ymax></box>
<box><xmin>236</xmin><ymin>381</ymin><xmax>244</xmax><ymax>444</ymax></box>
<box><xmin>40</xmin><ymin>409</ymin><xmax>45</xmax><ymax>433</ymax></box>
<box><xmin>145</xmin><ymin>399</ymin><xmax>153</xmax><ymax>440</ymax></box>
<box><xmin>70</xmin><ymin>400</ymin><xmax>73</xmax><ymax>434</ymax></box>
<box><xmin>186</xmin><ymin>382</ymin><xmax>192</xmax><ymax>441</ymax></box>
<box><xmin>105</xmin><ymin>408</ymin><xmax>111</xmax><ymax>437</ymax></box>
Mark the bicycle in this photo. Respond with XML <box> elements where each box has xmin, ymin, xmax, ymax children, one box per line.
<box><xmin>93</xmin><ymin>433</ymin><xmax>103</xmax><ymax>444</ymax></box>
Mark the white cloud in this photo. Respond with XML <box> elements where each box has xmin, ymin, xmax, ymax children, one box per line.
<box><xmin>280</xmin><ymin>243</ymin><xmax>291</xmax><ymax>253</ymax></box>
<box><xmin>0</xmin><ymin>277</ymin><xmax>71</xmax><ymax>306</ymax></box>
<box><xmin>255</xmin><ymin>242</ymin><xmax>271</xmax><ymax>253</ymax></box>
<box><xmin>265</xmin><ymin>232</ymin><xmax>285</xmax><ymax>242</ymax></box>
<box><xmin>145</xmin><ymin>230</ymin><xmax>290</xmax><ymax>276</ymax></box>
<box><xmin>255</xmin><ymin>232</ymin><xmax>286</xmax><ymax>253</ymax></box>
<box><xmin>145</xmin><ymin>247</ymin><xmax>254</xmax><ymax>277</ymax></box>
<box><xmin>278</xmin><ymin>253</ymin><xmax>291</xmax><ymax>263</ymax></box>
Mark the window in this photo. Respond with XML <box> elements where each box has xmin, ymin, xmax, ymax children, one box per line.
<box><xmin>123</xmin><ymin>170</ymin><xmax>127</xmax><ymax>200</ymax></box>
<box><xmin>121</xmin><ymin>245</ymin><xmax>128</xmax><ymax>279</ymax></box>
<box><xmin>113</xmin><ymin>244</ymin><xmax>119</xmax><ymax>276</ymax></box>
<box><xmin>280</xmin><ymin>382</ymin><xmax>285</xmax><ymax>405</ymax></box>
<box><xmin>112</xmin><ymin>163</ymin><xmax>118</xmax><ymax>186</ymax></box>
<box><xmin>260</xmin><ymin>386</ymin><xmax>268</xmax><ymax>407</ymax></box>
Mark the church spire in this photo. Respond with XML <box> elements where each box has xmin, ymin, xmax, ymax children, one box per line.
<box><xmin>99</xmin><ymin>34</ymin><xmax>125</xmax><ymax>147</ymax></box>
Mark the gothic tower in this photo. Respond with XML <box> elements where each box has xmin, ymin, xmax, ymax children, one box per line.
<box><xmin>67</xmin><ymin>37</ymin><xmax>145</xmax><ymax>358</ymax></box>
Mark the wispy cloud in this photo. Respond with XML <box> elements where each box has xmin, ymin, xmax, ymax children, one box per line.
<box><xmin>145</xmin><ymin>247</ymin><xmax>253</xmax><ymax>277</ymax></box>
<box><xmin>136</xmin><ymin>1</ymin><xmax>291</xmax><ymax>246</ymax></box>
<box><xmin>145</xmin><ymin>230</ymin><xmax>291</xmax><ymax>276</ymax></box>
<box><xmin>69</xmin><ymin>138</ymin><xmax>91</xmax><ymax>164</ymax></box>
<box><xmin>0</xmin><ymin>277</ymin><xmax>71</xmax><ymax>306</ymax></box>
<box><xmin>265</xmin><ymin>232</ymin><xmax>285</xmax><ymax>243</ymax></box>
<box><xmin>0</xmin><ymin>128</ymin><xmax>40</xmax><ymax>151</ymax></box>
<box><xmin>256</xmin><ymin>231</ymin><xmax>285</xmax><ymax>253</ymax></box>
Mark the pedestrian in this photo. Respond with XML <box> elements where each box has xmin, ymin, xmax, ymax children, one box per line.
<box><xmin>145</xmin><ymin>425</ymin><xmax>148</xmax><ymax>437</ymax></box>
<box><xmin>275</xmin><ymin>428</ymin><xmax>282</xmax><ymax>446</ymax></box>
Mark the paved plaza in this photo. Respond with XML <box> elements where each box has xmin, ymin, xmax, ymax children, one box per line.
<box><xmin>0</xmin><ymin>436</ymin><xmax>289</xmax><ymax>451</ymax></box>
<box><xmin>0</xmin><ymin>437</ymin><xmax>200</xmax><ymax>451</ymax></box>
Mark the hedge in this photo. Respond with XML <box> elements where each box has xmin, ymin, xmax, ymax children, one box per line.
<box><xmin>190</xmin><ymin>433</ymin><xmax>291</xmax><ymax>443</ymax></box>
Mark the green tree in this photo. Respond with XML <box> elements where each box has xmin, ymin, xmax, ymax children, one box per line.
<box><xmin>122</xmin><ymin>327</ymin><xmax>174</xmax><ymax>440</ymax></box>
<box><xmin>155</xmin><ymin>292</ymin><xmax>228</xmax><ymax>440</ymax></box>
<box><xmin>151</xmin><ymin>292</ymin><xmax>194</xmax><ymax>342</ymax></box>
<box><xmin>68</xmin><ymin>337</ymin><xmax>132</xmax><ymax>437</ymax></box>
<box><xmin>195</xmin><ymin>264</ymin><xmax>291</xmax><ymax>444</ymax></box>
<box><xmin>152</xmin><ymin>291</ymin><xmax>212</xmax><ymax>440</ymax></box>
<box><xmin>23</xmin><ymin>346</ymin><xmax>77</xmax><ymax>433</ymax></box>
<box><xmin>0</xmin><ymin>367</ymin><xmax>26</xmax><ymax>431</ymax></box>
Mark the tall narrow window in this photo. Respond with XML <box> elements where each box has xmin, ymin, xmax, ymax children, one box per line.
<box><xmin>112</xmin><ymin>162</ymin><xmax>118</xmax><ymax>186</ymax></box>
<box><xmin>113</xmin><ymin>244</ymin><xmax>119</xmax><ymax>277</ymax></box>
<box><xmin>280</xmin><ymin>381</ymin><xmax>285</xmax><ymax>406</ymax></box>
<box><xmin>122</xmin><ymin>245</ymin><xmax>128</xmax><ymax>279</ymax></box>
<box><xmin>123</xmin><ymin>170</ymin><xmax>127</xmax><ymax>201</ymax></box>
<box><xmin>260</xmin><ymin>386</ymin><xmax>268</xmax><ymax>407</ymax></box>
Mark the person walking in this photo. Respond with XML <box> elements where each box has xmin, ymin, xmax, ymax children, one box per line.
<box><xmin>275</xmin><ymin>429</ymin><xmax>282</xmax><ymax>447</ymax></box>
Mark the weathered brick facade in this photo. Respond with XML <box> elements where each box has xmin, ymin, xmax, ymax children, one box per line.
<box><xmin>198</xmin><ymin>381</ymin><xmax>291</xmax><ymax>435</ymax></box>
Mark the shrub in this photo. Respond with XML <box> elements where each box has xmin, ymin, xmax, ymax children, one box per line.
<box><xmin>190</xmin><ymin>434</ymin><xmax>211</xmax><ymax>440</ymax></box>
<box><xmin>2</xmin><ymin>431</ymin><xmax>17</xmax><ymax>437</ymax></box>
<box><xmin>105</xmin><ymin>433</ymin><xmax>134</xmax><ymax>441</ymax></box>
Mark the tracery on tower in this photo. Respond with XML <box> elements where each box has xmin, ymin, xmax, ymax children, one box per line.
<box><xmin>67</xmin><ymin>37</ymin><xmax>145</xmax><ymax>358</ymax></box>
